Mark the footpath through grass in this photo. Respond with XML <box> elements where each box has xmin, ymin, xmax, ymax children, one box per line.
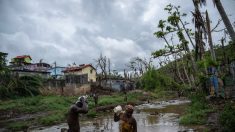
<box><xmin>0</xmin><ymin>91</ymin><xmax>146</xmax><ymax>131</ymax></box>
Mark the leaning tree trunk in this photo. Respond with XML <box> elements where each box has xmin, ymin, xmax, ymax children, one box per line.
<box><xmin>179</xmin><ymin>18</ymin><xmax>196</xmax><ymax>49</ymax></box>
<box><xmin>176</xmin><ymin>24</ymin><xmax>197</xmax><ymax>74</ymax></box>
<box><xmin>214</xmin><ymin>0</ymin><xmax>235</xmax><ymax>44</ymax></box>
<box><xmin>182</xmin><ymin>59</ymin><xmax>192</xmax><ymax>87</ymax></box>
<box><xmin>206</xmin><ymin>10</ymin><xmax>216</xmax><ymax>62</ymax></box>
<box><xmin>176</xmin><ymin>60</ymin><xmax>185</xmax><ymax>85</ymax></box>
<box><xmin>173</xmin><ymin>53</ymin><xmax>186</xmax><ymax>85</ymax></box>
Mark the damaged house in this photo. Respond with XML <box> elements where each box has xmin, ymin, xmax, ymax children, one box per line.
<box><xmin>10</xmin><ymin>55</ymin><xmax>51</xmax><ymax>78</ymax></box>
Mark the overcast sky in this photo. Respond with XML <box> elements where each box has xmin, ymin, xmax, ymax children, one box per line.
<box><xmin>0</xmin><ymin>0</ymin><xmax>235</xmax><ymax>71</ymax></box>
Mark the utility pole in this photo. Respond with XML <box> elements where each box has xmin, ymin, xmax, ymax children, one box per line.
<box><xmin>108</xmin><ymin>58</ymin><xmax>111</xmax><ymax>90</ymax></box>
<box><xmin>108</xmin><ymin>59</ymin><xmax>111</xmax><ymax>77</ymax></box>
<box><xmin>54</xmin><ymin>61</ymin><xmax>57</xmax><ymax>78</ymax></box>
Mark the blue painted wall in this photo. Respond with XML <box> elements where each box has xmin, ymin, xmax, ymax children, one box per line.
<box><xmin>48</xmin><ymin>67</ymin><xmax>65</xmax><ymax>76</ymax></box>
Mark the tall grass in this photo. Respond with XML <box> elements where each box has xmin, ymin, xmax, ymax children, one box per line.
<box><xmin>179</xmin><ymin>92</ymin><xmax>213</xmax><ymax>125</ymax></box>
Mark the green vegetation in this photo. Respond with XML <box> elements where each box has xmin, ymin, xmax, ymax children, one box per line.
<box><xmin>0</xmin><ymin>95</ymin><xmax>75</xmax><ymax>112</ymax></box>
<box><xmin>179</xmin><ymin>92</ymin><xmax>213</xmax><ymax>125</ymax></box>
<box><xmin>6</xmin><ymin>121</ymin><xmax>29</xmax><ymax>131</ymax></box>
<box><xmin>0</xmin><ymin>95</ymin><xmax>77</xmax><ymax>130</ymax></box>
<box><xmin>38</xmin><ymin>111</ymin><xmax>65</xmax><ymax>125</ymax></box>
<box><xmin>0</xmin><ymin>92</ymin><xmax>149</xmax><ymax>130</ymax></box>
<box><xmin>148</xmin><ymin>13</ymin><xmax>235</xmax><ymax>127</ymax></box>
<box><xmin>0</xmin><ymin>52</ymin><xmax>8</xmax><ymax>73</ymax></box>
<box><xmin>214</xmin><ymin>40</ymin><xmax>235</xmax><ymax>62</ymax></box>
<box><xmin>0</xmin><ymin>74</ymin><xmax>44</xmax><ymax>99</ymax></box>
<box><xmin>140</xmin><ymin>67</ymin><xmax>181</xmax><ymax>91</ymax></box>
<box><xmin>151</xmin><ymin>90</ymin><xmax>178</xmax><ymax>100</ymax></box>
<box><xmin>0</xmin><ymin>53</ymin><xmax>44</xmax><ymax>99</ymax></box>
<box><xmin>219</xmin><ymin>103</ymin><xmax>235</xmax><ymax>132</ymax></box>
<box><xmin>86</xmin><ymin>110</ymin><xmax>97</xmax><ymax>118</ymax></box>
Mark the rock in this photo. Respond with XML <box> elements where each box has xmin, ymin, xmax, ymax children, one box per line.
<box><xmin>154</xmin><ymin>102</ymin><xmax>161</xmax><ymax>105</ymax></box>
<box><xmin>93</xmin><ymin>122</ymin><xmax>99</xmax><ymax>125</ymax></box>
<box><xmin>178</xmin><ymin>129</ymin><xmax>195</xmax><ymax>132</ymax></box>
<box><xmin>206</xmin><ymin>95</ymin><xmax>212</xmax><ymax>100</ymax></box>
<box><xmin>178</xmin><ymin>130</ymin><xmax>187</xmax><ymax>132</ymax></box>
<box><xmin>143</xmin><ymin>92</ymin><xmax>149</xmax><ymax>96</ymax></box>
<box><xmin>61</xmin><ymin>128</ymin><xmax>67</xmax><ymax>132</ymax></box>
<box><xmin>136</xmin><ymin>109</ymin><xmax>141</xmax><ymax>113</ymax></box>
<box><xmin>150</xmin><ymin>111</ymin><xmax>159</xmax><ymax>115</ymax></box>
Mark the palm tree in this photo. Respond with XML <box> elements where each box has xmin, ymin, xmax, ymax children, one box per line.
<box><xmin>192</xmin><ymin>0</ymin><xmax>207</xmax><ymax>61</ymax></box>
<box><xmin>196</xmin><ymin>0</ymin><xmax>235</xmax><ymax>43</ymax></box>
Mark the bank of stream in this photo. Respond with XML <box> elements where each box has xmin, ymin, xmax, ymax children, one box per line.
<box><xmin>30</xmin><ymin>99</ymin><xmax>207</xmax><ymax>132</ymax></box>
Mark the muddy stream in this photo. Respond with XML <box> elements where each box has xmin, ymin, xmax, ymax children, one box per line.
<box><xmin>30</xmin><ymin>99</ymin><xmax>206</xmax><ymax>132</ymax></box>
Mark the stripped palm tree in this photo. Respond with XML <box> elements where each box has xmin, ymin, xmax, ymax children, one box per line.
<box><xmin>196</xmin><ymin>0</ymin><xmax>235</xmax><ymax>43</ymax></box>
<box><xmin>192</xmin><ymin>0</ymin><xmax>207</xmax><ymax>61</ymax></box>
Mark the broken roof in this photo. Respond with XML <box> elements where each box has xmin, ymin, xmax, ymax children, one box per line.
<box><xmin>63</xmin><ymin>64</ymin><xmax>95</xmax><ymax>73</ymax></box>
<box><xmin>14</xmin><ymin>55</ymin><xmax>32</xmax><ymax>60</ymax></box>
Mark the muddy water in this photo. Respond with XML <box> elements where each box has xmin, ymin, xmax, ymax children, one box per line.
<box><xmin>30</xmin><ymin>100</ymin><xmax>205</xmax><ymax>132</ymax></box>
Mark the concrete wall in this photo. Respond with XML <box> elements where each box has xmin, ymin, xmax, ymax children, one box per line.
<box><xmin>101</xmin><ymin>79</ymin><xmax>135</xmax><ymax>91</ymax></box>
<box><xmin>42</xmin><ymin>80</ymin><xmax>91</xmax><ymax>96</ymax></box>
<box><xmin>66</xmin><ymin>83</ymin><xmax>91</xmax><ymax>95</ymax></box>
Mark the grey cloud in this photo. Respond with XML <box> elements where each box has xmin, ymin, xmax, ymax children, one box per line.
<box><xmin>0</xmin><ymin>0</ymin><xmax>234</xmax><ymax>71</ymax></box>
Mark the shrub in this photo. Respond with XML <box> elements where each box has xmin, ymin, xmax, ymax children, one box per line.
<box><xmin>141</xmin><ymin>67</ymin><xmax>180</xmax><ymax>91</ymax></box>
<box><xmin>16</xmin><ymin>76</ymin><xmax>42</xmax><ymax>97</ymax></box>
<box><xmin>7</xmin><ymin>121</ymin><xmax>29</xmax><ymax>131</ymax></box>
<box><xmin>219</xmin><ymin>103</ymin><xmax>235</xmax><ymax>132</ymax></box>
<box><xmin>0</xmin><ymin>75</ymin><xmax>43</xmax><ymax>99</ymax></box>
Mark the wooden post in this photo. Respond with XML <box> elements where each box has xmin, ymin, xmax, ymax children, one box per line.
<box><xmin>221</xmin><ymin>37</ymin><xmax>227</xmax><ymax>65</ymax></box>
